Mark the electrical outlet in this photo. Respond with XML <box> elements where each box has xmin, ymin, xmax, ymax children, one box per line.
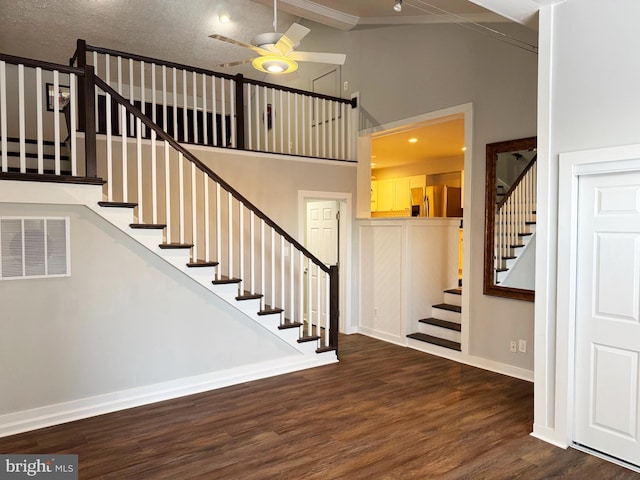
<box><xmin>519</xmin><ymin>339</ymin><xmax>527</xmax><ymax>353</ymax></box>
<box><xmin>510</xmin><ymin>340</ymin><xmax>517</xmax><ymax>353</ymax></box>
<box><xmin>343</xmin><ymin>81</ymin><xmax>349</xmax><ymax>91</ymax></box>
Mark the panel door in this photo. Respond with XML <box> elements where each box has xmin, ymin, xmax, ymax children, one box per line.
<box><xmin>574</xmin><ymin>171</ymin><xmax>640</xmax><ymax>467</ymax></box>
<box><xmin>305</xmin><ymin>200</ymin><xmax>338</xmax><ymax>326</ymax></box>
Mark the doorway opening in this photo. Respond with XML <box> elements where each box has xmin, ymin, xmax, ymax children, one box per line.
<box><xmin>356</xmin><ymin>103</ymin><xmax>473</xmax><ymax>351</ymax></box>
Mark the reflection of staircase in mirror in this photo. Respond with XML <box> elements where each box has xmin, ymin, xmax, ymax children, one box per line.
<box><xmin>495</xmin><ymin>157</ymin><xmax>537</xmax><ymax>290</ymax></box>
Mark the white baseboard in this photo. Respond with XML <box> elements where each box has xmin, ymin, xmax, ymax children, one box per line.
<box><xmin>531</xmin><ymin>424</ymin><xmax>569</xmax><ymax>448</ymax></box>
<box><xmin>356</xmin><ymin>326</ymin><xmax>405</xmax><ymax>347</ymax></box>
<box><xmin>0</xmin><ymin>354</ymin><xmax>336</xmax><ymax>439</ymax></box>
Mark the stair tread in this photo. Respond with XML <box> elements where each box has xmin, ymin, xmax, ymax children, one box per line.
<box><xmin>443</xmin><ymin>288</ymin><xmax>462</xmax><ymax>295</ymax></box>
<box><xmin>518</xmin><ymin>232</ymin><xmax>533</xmax><ymax>237</ymax></box>
<box><xmin>419</xmin><ymin>317</ymin><xmax>462</xmax><ymax>331</ymax></box>
<box><xmin>236</xmin><ymin>293</ymin><xmax>263</xmax><ymax>301</ymax></box>
<box><xmin>298</xmin><ymin>335</ymin><xmax>321</xmax><ymax>343</ymax></box>
<box><xmin>98</xmin><ymin>201</ymin><xmax>137</xmax><ymax>208</ymax></box>
<box><xmin>258</xmin><ymin>307</ymin><xmax>284</xmax><ymax>316</ymax></box>
<box><xmin>159</xmin><ymin>243</ymin><xmax>193</xmax><ymax>249</ymax></box>
<box><xmin>432</xmin><ymin>303</ymin><xmax>461</xmax><ymax>313</ymax></box>
<box><xmin>510</xmin><ymin>245</ymin><xmax>524</xmax><ymax>249</ymax></box>
<box><xmin>186</xmin><ymin>260</ymin><xmax>219</xmax><ymax>267</ymax></box>
<box><xmin>525</xmin><ymin>221</ymin><xmax>536</xmax><ymax>225</ymax></box>
<box><xmin>496</xmin><ymin>267</ymin><xmax>509</xmax><ymax>273</ymax></box>
<box><xmin>130</xmin><ymin>223</ymin><xmax>166</xmax><ymax>229</ymax></box>
<box><xmin>502</xmin><ymin>255</ymin><xmax>517</xmax><ymax>259</ymax></box>
<box><xmin>278</xmin><ymin>321</ymin><xmax>303</xmax><ymax>330</ymax></box>
<box><xmin>407</xmin><ymin>332</ymin><xmax>461</xmax><ymax>351</ymax></box>
<box><xmin>316</xmin><ymin>345</ymin><xmax>337</xmax><ymax>354</ymax></box>
<box><xmin>212</xmin><ymin>276</ymin><xmax>242</xmax><ymax>285</ymax></box>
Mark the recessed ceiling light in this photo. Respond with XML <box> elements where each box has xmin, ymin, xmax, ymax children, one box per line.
<box><xmin>218</xmin><ymin>13</ymin><xmax>231</xmax><ymax>24</ymax></box>
<box><xmin>461</xmin><ymin>146</ymin><xmax>467</xmax><ymax>152</ymax></box>
<box><xmin>371</xmin><ymin>162</ymin><xmax>377</xmax><ymax>167</ymax></box>
<box><xmin>408</xmin><ymin>138</ymin><xmax>418</xmax><ymax>143</ymax></box>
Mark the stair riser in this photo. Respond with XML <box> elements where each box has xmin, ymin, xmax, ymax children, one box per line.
<box><xmin>154</xmin><ymin>248</ymin><xmax>192</xmax><ymax>269</ymax></box>
<box><xmin>234</xmin><ymin>298</ymin><xmax>263</xmax><ymax>314</ymax></box>
<box><xmin>128</xmin><ymin>228</ymin><xmax>164</xmax><ymax>250</ymax></box>
<box><xmin>418</xmin><ymin>323</ymin><xmax>461</xmax><ymax>343</ymax></box>
<box><xmin>430</xmin><ymin>308</ymin><xmax>461</xmax><ymax>324</ymax></box>
<box><xmin>96</xmin><ymin>207</ymin><xmax>137</xmax><ymax>230</ymax></box>
<box><xmin>443</xmin><ymin>292</ymin><xmax>461</xmax><ymax>307</ymax></box>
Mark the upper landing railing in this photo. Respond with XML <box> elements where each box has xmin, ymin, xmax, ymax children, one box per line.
<box><xmin>71</xmin><ymin>40</ymin><xmax>357</xmax><ymax>162</ymax></box>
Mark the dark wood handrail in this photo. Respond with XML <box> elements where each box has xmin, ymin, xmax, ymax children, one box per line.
<box><xmin>496</xmin><ymin>154</ymin><xmax>537</xmax><ymax>209</ymax></box>
<box><xmin>0</xmin><ymin>53</ymin><xmax>84</xmax><ymax>75</ymax></box>
<box><xmin>93</xmin><ymin>75</ymin><xmax>331</xmax><ymax>273</ymax></box>
<box><xmin>77</xmin><ymin>42</ymin><xmax>354</xmax><ymax>106</ymax></box>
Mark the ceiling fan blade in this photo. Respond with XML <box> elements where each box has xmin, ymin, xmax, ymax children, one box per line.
<box><xmin>274</xmin><ymin>23</ymin><xmax>310</xmax><ymax>55</ymax></box>
<box><xmin>209</xmin><ymin>34</ymin><xmax>272</xmax><ymax>56</ymax></box>
<box><xmin>215</xmin><ymin>58</ymin><xmax>255</xmax><ymax>68</ymax></box>
<box><xmin>288</xmin><ymin>51</ymin><xmax>346</xmax><ymax>65</ymax></box>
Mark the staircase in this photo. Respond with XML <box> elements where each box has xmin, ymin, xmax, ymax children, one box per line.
<box><xmin>94</xmin><ymin>201</ymin><xmax>330</xmax><ymax>357</ymax></box>
<box><xmin>407</xmin><ymin>287</ymin><xmax>462</xmax><ymax>351</ymax></box>
<box><xmin>1</xmin><ymin>137</ymin><xmax>71</xmax><ymax>174</ymax></box>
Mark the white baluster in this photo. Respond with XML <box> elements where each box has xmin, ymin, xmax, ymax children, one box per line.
<box><xmin>164</xmin><ymin>141</ymin><xmax>171</xmax><ymax>243</ymax></box>
<box><xmin>182</xmin><ymin>70</ymin><xmax>188</xmax><ymax>142</ymax></box>
<box><xmin>263</xmin><ymin>86</ymin><xmax>269</xmax><ymax>152</ymax></box>
<box><xmin>270</xmin><ymin>228</ymin><xmax>275</xmax><ymax>306</ymax></box>
<box><xmin>212</xmin><ymin>76</ymin><xmax>218</xmax><ymax>146</ymax></box>
<box><xmin>70</xmin><ymin>74</ymin><xmax>77</xmax><ymax>176</ymax></box>
<box><xmin>325</xmin><ymin>271</ymin><xmax>330</xmax><ymax>347</ymax></box>
<box><xmin>18</xmin><ymin>64</ymin><xmax>25</xmax><ymax>172</ymax></box>
<box><xmin>221</xmin><ymin>79</ymin><xmax>227</xmax><ymax>147</ymax></box>
<box><xmin>271</xmin><ymin>87</ymin><xmax>276</xmax><ymax>152</ymax></box>
<box><xmin>307</xmin><ymin>259</ymin><xmax>312</xmax><ymax>336</ymax></box>
<box><xmin>172</xmin><ymin>67</ymin><xmax>178</xmax><ymax>140</ymax></box>
<box><xmin>321</xmin><ymin>98</ymin><xmax>326</xmax><ymax>158</ymax></box>
<box><xmin>246</xmin><ymin>83</ymin><xmax>252</xmax><ymax>150</ymax></box>
<box><xmin>204</xmin><ymin>174</ymin><xmax>210</xmax><ymax>262</ymax></box>
<box><xmin>287</xmin><ymin>91</ymin><xmax>292</xmax><ymax>154</ymax></box>
<box><xmin>280</xmin><ymin>235</ymin><xmax>285</xmax><ymax>310</ymax></box>
<box><xmin>53</xmin><ymin>71</ymin><xmax>60</xmax><ymax>175</ymax></box>
<box><xmin>151</xmin><ymin>65</ymin><xmax>158</xmax><ymax>224</ymax></box>
<box><xmin>136</xmin><ymin>115</ymin><xmax>143</xmax><ymax>221</ymax></box>
<box><xmin>315</xmin><ymin>97</ymin><xmax>320</xmax><ymax>158</ymax></box>
<box><xmin>228</xmin><ymin>191</ymin><xmax>233</xmax><ymax>278</ymax></box>
<box><xmin>140</xmin><ymin>60</ymin><xmax>145</xmax><ymax>138</ymax></box>
<box><xmin>178</xmin><ymin>152</ymin><xmax>184</xmax><ymax>243</ymax></box>
<box><xmin>294</xmin><ymin>93</ymin><xmax>299</xmax><ymax>156</ymax></box>
<box><xmin>261</xmin><ymin>219</ymin><xmax>266</xmax><ymax>303</ymax></box>
<box><xmin>106</xmin><ymin>89</ymin><xmax>113</xmax><ymax>200</ymax></box>
<box><xmin>239</xmin><ymin>206</ymin><xmax>244</xmax><ymax>291</ymax></box>
<box><xmin>255</xmin><ymin>85</ymin><xmax>262</xmax><ymax>151</ymax></box>
<box><xmin>300</xmin><ymin>94</ymin><xmax>305</xmax><ymax>156</ymax></box>
<box><xmin>36</xmin><ymin>67</ymin><xmax>43</xmax><ymax>174</ymax></box>
<box><xmin>289</xmin><ymin>243</ymin><xmax>294</xmax><ymax>318</ymax></box>
<box><xmin>279</xmin><ymin>89</ymin><xmax>284</xmax><ymax>154</ymax></box>
<box><xmin>191</xmin><ymin>163</ymin><xmax>197</xmax><ymax>261</ymax></box>
<box><xmin>216</xmin><ymin>183</ymin><xmax>221</xmax><ymax>280</ymax></box>
<box><xmin>299</xmin><ymin>251</ymin><xmax>304</xmax><ymax>325</ymax></box>
<box><xmin>202</xmin><ymin>74</ymin><xmax>208</xmax><ymax>146</ymax></box>
<box><xmin>341</xmin><ymin>103</ymin><xmax>346</xmax><ymax>160</ymax></box>
<box><xmin>0</xmin><ymin>60</ymin><xmax>7</xmax><ymax>172</ymax></box>
<box><xmin>192</xmin><ymin>71</ymin><xmax>198</xmax><ymax>144</ymax></box>
<box><xmin>250</xmin><ymin>211</ymin><xmax>255</xmax><ymax>295</ymax></box>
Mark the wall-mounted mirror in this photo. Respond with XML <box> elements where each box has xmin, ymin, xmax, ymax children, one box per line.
<box><xmin>484</xmin><ymin>137</ymin><xmax>537</xmax><ymax>302</ymax></box>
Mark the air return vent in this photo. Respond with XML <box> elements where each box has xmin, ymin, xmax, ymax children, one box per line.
<box><xmin>0</xmin><ymin>217</ymin><xmax>70</xmax><ymax>280</ymax></box>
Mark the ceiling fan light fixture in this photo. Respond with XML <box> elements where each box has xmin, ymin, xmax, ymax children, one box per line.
<box><xmin>393</xmin><ymin>0</ymin><xmax>402</xmax><ymax>12</ymax></box>
<box><xmin>252</xmin><ymin>55</ymin><xmax>298</xmax><ymax>74</ymax></box>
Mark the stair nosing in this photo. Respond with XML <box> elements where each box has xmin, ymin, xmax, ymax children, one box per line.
<box><xmin>186</xmin><ymin>261</ymin><xmax>219</xmax><ymax>268</ymax></box>
<box><xmin>432</xmin><ymin>303</ymin><xmax>461</xmax><ymax>314</ymax></box>
<box><xmin>98</xmin><ymin>201</ymin><xmax>137</xmax><ymax>208</ymax></box>
<box><xmin>159</xmin><ymin>243</ymin><xmax>193</xmax><ymax>249</ymax></box>
<box><xmin>407</xmin><ymin>332</ymin><xmax>461</xmax><ymax>351</ymax></box>
<box><xmin>443</xmin><ymin>288</ymin><xmax>462</xmax><ymax>296</ymax></box>
<box><xmin>419</xmin><ymin>317</ymin><xmax>462</xmax><ymax>332</ymax></box>
<box><xmin>130</xmin><ymin>223</ymin><xmax>166</xmax><ymax>229</ymax></box>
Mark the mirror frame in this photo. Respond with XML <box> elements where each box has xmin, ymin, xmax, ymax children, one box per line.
<box><xmin>483</xmin><ymin>136</ymin><xmax>537</xmax><ymax>302</ymax></box>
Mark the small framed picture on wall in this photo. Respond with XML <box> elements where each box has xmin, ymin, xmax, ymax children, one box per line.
<box><xmin>46</xmin><ymin>83</ymin><xmax>71</xmax><ymax>112</ymax></box>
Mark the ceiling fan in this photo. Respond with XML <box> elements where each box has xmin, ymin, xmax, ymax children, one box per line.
<box><xmin>209</xmin><ymin>0</ymin><xmax>346</xmax><ymax>74</ymax></box>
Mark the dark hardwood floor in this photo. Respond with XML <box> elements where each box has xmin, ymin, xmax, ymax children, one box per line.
<box><xmin>1</xmin><ymin>334</ymin><xmax>637</xmax><ymax>479</ymax></box>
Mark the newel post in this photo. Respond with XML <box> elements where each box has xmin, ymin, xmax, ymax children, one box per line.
<box><xmin>234</xmin><ymin>73</ymin><xmax>245</xmax><ymax>150</ymax></box>
<box><xmin>329</xmin><ymin>265</ymin><xmax>339</xmax><ymax>356</ymax></box>
<box><xmin>75</xmin><ymin>40</ymin><xmax>87</xmax><ymax>132</ymax></box>
<box><xmin>83</xmin><ymin>65</ymin><xmax>97</xmax><ymax>178</ymax></box>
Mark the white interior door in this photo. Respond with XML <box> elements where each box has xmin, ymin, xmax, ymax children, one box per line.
<box><xmin>305</xmin><ymin>200</ymin><xmax>338</xmax><ymax>325</ymax></box>
<box><xmin>574</xmin><ymin>171</ymin><xmax>640</xmax><ymax>467</ymax></box>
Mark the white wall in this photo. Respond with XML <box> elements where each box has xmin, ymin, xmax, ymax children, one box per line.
<box><xmin>297</xmin><ymin>21</ymin><xmax>538</xmax><ymax>371</ymax></box>
<box><xmin>535</xmin><ymin>0</ymin><xmax>640</xmax><ymax>443</ymax></box>
<box><xmin>0</xmin><ymin>202</ymin><xmax>302</xmax><ymax>434</ymax></box>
